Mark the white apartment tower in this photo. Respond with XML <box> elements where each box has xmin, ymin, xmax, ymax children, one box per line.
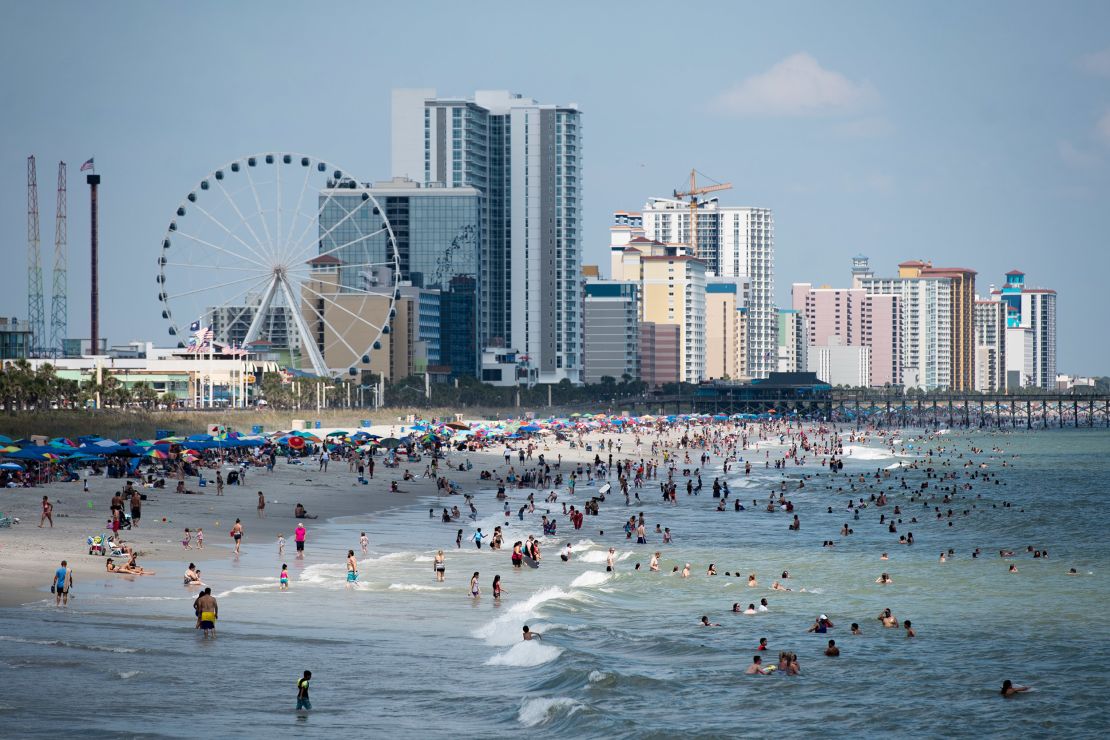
<box><xmin>973</xmin><ymin>297</ymin><xmax>1007</xmax><ymax>392</ymax></box>
<box><xmin>861</xmin><ymin>273</ymin><xmax>952</xmax><ymax>391</ymax></box>
<box><xmin>638</xmin><ymin>198</ymin><xmax>775</xmax><ymax>378</ymax></box>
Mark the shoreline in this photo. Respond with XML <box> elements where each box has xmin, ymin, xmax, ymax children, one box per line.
<box><xmin>0</xmin><ymin>441</ymin><xmax>465</xmax><ymax>608</ymax></box>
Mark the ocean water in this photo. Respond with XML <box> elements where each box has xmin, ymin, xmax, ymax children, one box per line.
<box><xmin>2</xmin><ymin>428</ymin><xmax>1109</xmax><ymax>738</ymax></box>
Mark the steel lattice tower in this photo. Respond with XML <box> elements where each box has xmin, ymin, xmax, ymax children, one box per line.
<box><xmin>26</xmin><ymin>155</ymin><xmax>45</xmax><ymax>356</ymax></box>
<box><xmin>50</xmin><ymin>161</ymin><xmax>68</xmax><ymax>356</ymax></box>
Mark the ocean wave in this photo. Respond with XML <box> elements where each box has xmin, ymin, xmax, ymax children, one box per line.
<box><xmin>0</xmin><ymin>636</ymin><xmax>140</xmax><ymax>654</ymax></box>
<box><xmin>517</xmin><ymin>696</ymin><xmax>584</xmax><ymax>727</ymax></box>
<box><xmin>486</xmin><ymin>640</ymin><xmax>563</xmax><ymax>668</ymax></box>
<box><xmin>472</xmin><ymin>587</ymin><xmax>580</xmax><ymax>646</ymax></box>
<box><xmin>215</xmin><ymin>582</ymin><xmax>278</xmax><ymax>598</ymax></box>
<box><xmin>576</xmin><ymin>550</ymin><xmax>632</xmax><ymax>564</ymax></box>
<box><xmin>387</xmin><ymin>583</ymin><xmax>449</xmax><ymax>592</ymax></box>
<box><xmin>569</xmin><ymin>571</ymin><xmax>611</xmax><ymax>588</ymax></box>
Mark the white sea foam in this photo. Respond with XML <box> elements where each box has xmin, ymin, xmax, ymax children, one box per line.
<box><xmin>517</xmin><ymin>696</ymin><xmax>584</xmax><ymax>727</ymax></box>
<box><xmin>215</xmin><ymin>582</ymin><xmax>278</xmax><ymax>598</ymax></box>
<box><xmin>486</xmin><ymin>640</ymin><xmax>563</xmax><ymax>667</ymax></box>
<box><xmin>472</xmin><ymin>587</ymin><xmax>578</xmax><ymax>646</ymax></box>
<box><xmin>387</xmin><ymin>583</ymin><xmax>448</xmax><ymax>592</ymax></box>
<box><xmin>569</xmin><ymin>571</ymin><xmax>610</xmax><ymax>588</ymax></box>
<box><xmin>587</xmin><ymin>670</ymin><xmax>609</xmax><ymax>684</ymax></box>
<box><xmin>117</xmin><ymin>670</ymin><xmax>140</xmax><ymax>679</ymax></box>
<box><xmin>842</xmin><ymin>445</ymin><xmax>894</xmax><ymax>461</ymax></box>
<box><xmin>577</xmin><ymin>550</ymin><xmax>632</xmax><ymax>564</ymax></box>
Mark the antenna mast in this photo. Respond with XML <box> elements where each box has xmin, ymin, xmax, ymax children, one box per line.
<box><xmin>50</xmin><ymin>161</ymin><xmax>68</xmax><ymax>357</ymax></box>
<box><xmin>27</xmin><ymin>155</ymin><xmax>45</xmax><ymax>356</ymax></box>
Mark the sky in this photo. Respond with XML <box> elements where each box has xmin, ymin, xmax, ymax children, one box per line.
<box><xmin>2</xmin><ymin>1</ymin><xmax>1109</xmax><ymax>373</ymax></box>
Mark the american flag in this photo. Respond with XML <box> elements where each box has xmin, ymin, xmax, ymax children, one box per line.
<box><xmin>80</xmin><ymin>157</ymin><xmax>95</xmax><ymax>172</ymax></box>
<box><xmin>188</xmin><ymin>324</ymin><xmax>214</xmax><ymax>350</ymax></box>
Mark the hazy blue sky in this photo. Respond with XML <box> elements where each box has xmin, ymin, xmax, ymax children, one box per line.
<box><xmin>2</xmin><ymin>1</ymin><xmax>1108</xmax><ymax>372</ymax></box>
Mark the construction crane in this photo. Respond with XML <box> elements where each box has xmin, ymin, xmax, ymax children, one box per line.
<box><xmin>673</xmin><ymin>169</ymin><xmax>732</xmax><ymax>259</ymax></box>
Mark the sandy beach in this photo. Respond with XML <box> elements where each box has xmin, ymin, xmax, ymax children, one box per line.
<box><xmin>0</xmin><ymin>422</ymin><xmax>477</xmax><ymax>607</ymax></box>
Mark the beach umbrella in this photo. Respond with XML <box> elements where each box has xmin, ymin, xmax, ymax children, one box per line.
<box><xmin>294</xmin><ymin>431</ymin><xmax>321</xmax><ymax>443</ymax></box>
<box><xmin>445</xmin><ymin>421</ymin><xmax>469</xmax><ymax>431</ymax></box>
<box><xmin>287</xmin><ymin>436</ymin><xmax>306</xmax><ymax>450</ymax></box>
<box><xmin>50</xmin><ymin>437</ymin><xmax>78</xmax><ymax>448</ymax></box>
<box><xmin>187</xmin><ymin>434</ymin><xmax>214</xmax><ymax>442</ymax></box>
<box><xmin>326</xmin><ymin>430</ymin><xmax>349</xmax><ymax>437</ymax></box>
<box><xmin>380</xmin><ymin>438</ymin><xmax>402</xmax><ymax>449</ymax></box>
<box><xmin>0</xmin><ymin>445</ymin><xmax>18</xmax><ymax>453</ymax></box>
<box><xmin>67</xmin><ymin>451</ymin><xmax>106</xmax><ymax>461</ymax></box>
<box><xmin>0</xmin><ymin>462</ymin><xmax>24</xmax><ymax>470</ymax></box>
<box><xmin>145</xmin><ymin>449</ymin><xmax>169</xmax><ymax>459</ymax></box>
<box><xmin>0</xmin><ymin>435</ymin><xmax>11</xmax><ymax>444</ymax></box>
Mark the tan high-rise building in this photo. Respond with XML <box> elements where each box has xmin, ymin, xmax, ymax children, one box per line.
<box><xmin>898</xmin><ymin>261</ymin><xmax>976</xmax><ymax>391</ymax></box>
<box><xmin>705</xmin><ymin>276</ymin><xmax>748</xmax><ymax>380</ymax></box>
<box><xmin>613</xmin><ymin>241</ymin><xmax>706</xmax><ymax>383</ymax></box>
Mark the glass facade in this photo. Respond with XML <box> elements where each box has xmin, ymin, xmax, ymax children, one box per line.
<box><xmin>318</xmin><ymin>188</ymin><xmax>481</xmax><ymax>377</ymax></box>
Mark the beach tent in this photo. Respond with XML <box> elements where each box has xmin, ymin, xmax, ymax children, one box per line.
<box><xmin>0</xmin><ymin>462</ymin><xmax>24</xmax><ymax>470</ymax></box>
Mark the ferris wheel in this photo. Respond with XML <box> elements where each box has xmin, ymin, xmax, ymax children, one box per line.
<box><xmin>157</xmin><ymin>153</ymin><xmax>401</xmax><ymax>378</ymax></box>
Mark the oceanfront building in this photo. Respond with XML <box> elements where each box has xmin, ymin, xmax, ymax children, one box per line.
<box><xmin>582</xmin><ymin>279</ymin><xmax>640</xmax><ymax>384</ymax></box>
<box><xmin>973</xmin><ymin>297</ymin><xmax>1007</xmax><ymax>392</ymax></box>
<box><xmin>775</xmin><ymin>309</ymin><xmax>806</xmax><ymax>373</ymax></box>
<box><xmin>613</xmin><ymin>241</ymin><xmax>706</xmax><ymax>384</ymax></box>
<box><xmin>636</xmin><ymin>198</ymin><xmax>775</xmax><ymax>378</ymax></box>
<box><xmin>791</xmin><ymin>270</ymin><xmax>901</xmax><ymax>388</ymax></box>
<box><xmin>705</xmin><ymin>276</ymin><xmax>749</xmax><ymax>380</ymax></box>
<box><xmin>994</xmin><ymin>270</ymin><xmax>1056</xmax><ymax>389</ymax></box>
<box><xmin>314</xmin><ymin>178</ymin><xmax>481</xmax><ymax>378</ymax></box>
<box><xmin>391</xmin><ymin>89</ymin><xmax>583</xmax><ymax>384</ymax></box>
<box><xmin>859</xmin><ymin>261</ymin><xmax>957</xmax><ymax>392</ymax></box>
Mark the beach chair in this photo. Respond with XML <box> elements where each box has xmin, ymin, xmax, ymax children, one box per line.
<box><xmin>106</xmin><ymin>538</ymin><xmax>128</xmax><ymax>558</ymax></box>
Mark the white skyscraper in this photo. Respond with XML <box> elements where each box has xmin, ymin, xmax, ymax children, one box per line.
<box><xmin>391</xmin><ymin>89</ymin><xmax>583</xmax><ymax>384</ymax></box>
<box><xmin>638</xmin><ymin>198</ymin><xmax>775</xmax><ymax>378</ymax></box>
<box><xmin>861</xmin><ymin>272</ymin><xmax>952</xmax><ymax>391</ymax></box>
<box><xmin>994</xmin><ymin>270</ymin><xmax>1057</xmax><ymax>390</ymax></box>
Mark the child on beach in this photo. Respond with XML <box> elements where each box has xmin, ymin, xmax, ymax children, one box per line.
<box><xmin>278</xmin><ymin>534</ymin><xmax>286</xmax><ymax>554</ymax></box>
<box><xmin>280</xmin><ymin>564</ymin><xmax>289</xmax><ymax>591</ymax></box>
<box><xmin>182</xmin><ymin>528</ymin><xmax>192</xmax><ymax>549</ymax></box>
<box><xmin>196</xmin><ymin>528</ymin><xmax>204</xmax><ymax>549</ymax></box>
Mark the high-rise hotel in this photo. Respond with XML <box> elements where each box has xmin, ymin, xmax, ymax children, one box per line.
<box><xmin>391</xmin><ymin>89</ymin><xmax>583</xmax><ymax>384</ymax></box>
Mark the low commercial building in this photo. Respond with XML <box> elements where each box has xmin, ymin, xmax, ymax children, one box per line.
<box><xmin>809</xmin><ymin>337</ymin><xmax>870</xmax><ymax>387</ymax></box>
<box><xmin>640</xmin><ymin>321</ymin><xmax>680</xmax><ymax>387</ymax></box>
<box><xmin>583</xmin><ymin>280</ymin><xmax>640</xmax><ymax>384</ymax></box>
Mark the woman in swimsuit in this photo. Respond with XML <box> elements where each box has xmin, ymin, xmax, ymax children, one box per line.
<box><xmin>511</xmin><ymin>542</ymin><xmax>523</xmax><ymax>569</ymax></box>
<box><xmin>492</xmin><ymin>574</ymin><xmax>505</xmax><ymax>601</ymax></box>
<box><xmin>434</xmin><ymin>550</ymin><xmax>446</xmax><ymax>582</ymax></box>
<box><xmin>469</xmin><ymin>571</ymin><xmax>480</xmax><ymax>598</ymax></box>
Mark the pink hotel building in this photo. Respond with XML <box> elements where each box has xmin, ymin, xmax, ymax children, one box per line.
<box><xmin>791</xmin><ymin>283</ymin><xmax>901</xmax><ymax>387</ymax></box>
